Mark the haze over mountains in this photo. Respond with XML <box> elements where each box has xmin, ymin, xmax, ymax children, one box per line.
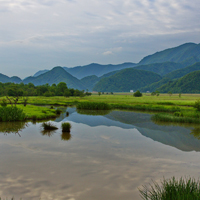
<box><xmin>1</xmin><ymin>42</ymin><xmax>200</xmax><ymax>93</ymax></box>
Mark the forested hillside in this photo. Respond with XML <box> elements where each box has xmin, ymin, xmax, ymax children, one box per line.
<box><xmin>64</xmin><ymin>62</ymin><xmax>136</xmax><ymax>79</ymax></box>
<box><xmin>157</xmin><ymin>71</ymin><xmax>200</xmax><ymax>93</ymax></box>
<box><xmin>139</xmin><ymin>43</ymin><xmax>200</xmax><ymax>65</ymax></box>
<box><xmin>93</xmin><ymin>68</ymin><xmax>162</xmax><ymax>92</ymax></box>
<box><xmin>164</xmin><ymin>62</ymin><xmax>200</xmax><ymax>80</ymax></box>
<box><xmin>23</xmin><ymin>66</ymin><xmax>86</xmax><ymax>90</ymax></box>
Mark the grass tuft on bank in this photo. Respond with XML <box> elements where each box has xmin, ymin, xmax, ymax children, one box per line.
<box><xmin>139</xmin><ymin>177</ymin><xmax>200</xmax><ymax>200</ymax></box>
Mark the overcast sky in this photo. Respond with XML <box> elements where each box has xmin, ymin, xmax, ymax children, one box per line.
<box><xmin>0</xmin><ymin>0</ymin><xmax>200</xmax><ymax>79</ymax></box>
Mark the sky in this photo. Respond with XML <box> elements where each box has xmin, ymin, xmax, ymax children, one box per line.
<box><xmin>0</xmin><ymin>0</ymin><xmax>200</xmax><ymax>79</ymax></box>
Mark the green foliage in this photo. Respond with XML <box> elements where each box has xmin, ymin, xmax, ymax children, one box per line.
<box><xmin>41</xmin><ymin>122</ymin><xmax>58</xmax><ymax>130</ymax></box>
<box><xmin>55</xmin><ymin>109</ymin><xmax>62</xmax><ymax>115</ymax></box>
<box><xmin>173</xmin><ymin>111</ymin><xmax>183</xmax><ymax>117</ymax></box>
<box><xmin>139</xmin><ymin>177</ymin><xmax>200</xmax><ymax>200</ymax></box>
<box><xmin>93</xmin><ymin>68</ymin><xmax>162</xmax><ymax>92</ymax></box>
<box><xmin>133</xmin><ymin>90</ymin><xmax>142</xmax><ymax>97</ymax></box>
<box><xmin>98</xmin><ymin>91</ymin><xmax>101</xmax><ymax>96</ymax></box>
<box><xmin>1</xmin><ymin>98</ymin><xmax>7</xmax><ymax>107</ymax></box>
<box><xmin>165</xmin><ymin>62</ymin><xmax>200</xmax><ymax>80</ymax></box>
<box><xmin>157</xmin><ymin>71</ymin><xmax>200</xmax><ymax>93</ymax></box>
<box><xmin>135</xmin><ymin>62</ymin><xmax>184</xmax><ymax>76</ymax></box>
<box><xmin>139</xmin><ymin>42</ymin><xmax>200</xmax><ymax>65</ymax></box>
<box><xmin>194</xmin><ymin>100</ymin><xmax>200</xmax><ymax>111</ymax></box>
<box><xmin>77</xmin><ymin>102</ymin><xmax>111</xmax><ymax>110</ymax></box>
<box><xmin>0</xmin><ymin>82</ymin><xmax>85</xmax><ymax>98</ymax></box>
<box><xmin>23</xmin><ymin>66</ymin><xmax>86</xmax><ymax>90</ymax></box>
<box><xmin>152</xmin><ymin>113</ymin><xmax>200</xmax><ymax>124</ymax></box>
<box><xmin>61</xmin><ymin>122</ymin><xmax>72</xmax><ymax>132</ymax></box>
<box><xmin>0</xmin><ymin>106</ymin><xmax>26</xmax><ymax>121</ymax></box>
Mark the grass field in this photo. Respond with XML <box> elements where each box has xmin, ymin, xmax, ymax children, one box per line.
<box><xmin>0</xmin><ymin>93</ymin><xmax>200</xmax><ymax>122</ymax></box>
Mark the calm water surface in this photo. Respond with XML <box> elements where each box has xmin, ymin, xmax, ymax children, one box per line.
<box><xmin>1</xmin><ymin>107</ymin><xmax>200</xmax><ymax>200</ymax></box>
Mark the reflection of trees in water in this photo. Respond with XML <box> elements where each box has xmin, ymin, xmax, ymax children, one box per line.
<box><xmin>41</xmin><ymin>130</ymin><xmax>56</xmax><ymax>137</ymax></box>
<box><xmin>61</xmin><ymin>132</ymin><xmax>71</xmax><ymax>141</ymax></box>
<box><xmin>77</xmin><ymin>109</ymin><xmax>111</xmax><ymax>116</ymax></box>
<box><xmin>0</xmin><ymin>121</ymin><xmax>28</xmax><ymax>136</ymax></box>
<box><xmin>191</xmin><ymin>128</ymin><xmax>200</xmax><ymax>139</ymax></box>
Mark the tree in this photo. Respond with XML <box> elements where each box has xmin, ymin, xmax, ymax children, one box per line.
<box><xmin>98</xmin><ymin>92</ymin><xmax>101</xmax><ymax>96</ymax></box>
<box><xmin>133</xmin><ymin>90</ymin><xmax>142</xmax><ymax>97</ymax></box>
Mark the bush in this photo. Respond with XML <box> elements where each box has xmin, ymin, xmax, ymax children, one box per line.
<box><xmin>1</xmin><ymin>98</ymin><xmax>7</xmax><ymax>107</ymax></box>
<box><xmin>194</xmin><ymin>100</ymin><xmax>200</xmax><ymax>111</ymax></box>
<box><xmin>0</xmin><ymin>106</ymin><xmax>26</xmax><ymax>122</ymax></box>
<box><xmin>139</xmin><ymin>177</ymin><xmax>200</xmax><ymax>200</ymax></box>
<box><xmin>173</xmin><ymin>111</ymin><xmax>183</xmax><ymax>117</ymax></box>
<box><xmin>41</xmin><ymin>122</ymin><xmax>58</xmax><ymax>130</ymax></box>
<box><xmin>77</xmin><ymin>102</ymin><xmax>111</xmax><ymax>110</ymax></box>
<box><xmin>61</xmin><ymin>122</ymin><xmax>71</xmax><ymax>132</ymax></box>
<box><xmin>133</xmin><ymin>90</ymin><xmax>142</xmax><ymax>97</ymax></box>
<box><xmin>55</xmin><ymin>109</ymin><xmax>62</xmax><ymax>115</ymax></box>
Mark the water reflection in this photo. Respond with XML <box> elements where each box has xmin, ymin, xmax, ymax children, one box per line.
<box><xmin>61</xmin><ymin>132</ymin><xmax>72</xmax><ymax>141</ymax></box>
<box><xmin>41</xmin><ymin>130</ymin><xmax>56</xmax><ymax>137</ymax></box>
<box><xmin>0</xmin><ymin>121</ymin><xmax>28</xmax><ymax>135</ymax></box>
<box><xmin>191</xmin><ymin>128</ymin><xmax>200</xmax><ymax>139</ymax></box>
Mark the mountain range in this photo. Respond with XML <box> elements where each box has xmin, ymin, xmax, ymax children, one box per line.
<box><xmin>1</xmin><ymin>42</ymin><xmax>200</xmax><ymax>93</ymax></box>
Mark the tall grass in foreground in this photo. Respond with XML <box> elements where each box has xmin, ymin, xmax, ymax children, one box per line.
<box><xmin>77</xmin><ymin>102</ymin><xmax>111</xmax><ymax>110</ymax></box>
<box><xmin>139</xmin><ymin>177</ymin><xmax>200</xmax><ymax>200</ymax></box>
<box><xmin>0</xmin><ymin>106</ymin><xmax>26</xmax><ymax>121</ymax></box>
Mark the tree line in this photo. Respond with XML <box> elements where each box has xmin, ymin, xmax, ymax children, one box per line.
<box><xmin>0</xmin><ymin>82</ymin><xmax>91</xmax><ymax>97</ymax></box>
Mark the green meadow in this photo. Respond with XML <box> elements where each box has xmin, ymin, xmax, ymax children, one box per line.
<box><xmin>0</xmin><ymin>93</ymin><xmax>200</xmax><ymax>123</ymax></box>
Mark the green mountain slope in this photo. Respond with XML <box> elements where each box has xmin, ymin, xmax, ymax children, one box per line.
<box><xmin>0</xmin><ymin>73</ymin><xmax>22</xmax><ymax>83</ymax></box>
<box><xmin>157</xmin><ymin>71</ymin><xmax>200</xmax><ymax>93</ymax></box>
<box><xmin>139</xmin><ymin>43</ymin><xmax>200</xmax><ymax>65</ymax></box>
<box><xmin>140</xmin><ymin>77</ymin><xmax>171</xmax><ymax>92</ymax></box>
<box><xmin>164</xmin><ymin>62</ymin><xmax>200</xmax><ymax>80</ymax></box>
<box><xmin>93</xmin><ymin>68</ymin><xmax>162</xmax><ymax>92</ymax></box>
<box><xmin>64</xmin><ymin>62</ymin><xmax>136</xmax><ymax>79</ymax></box>
<box><xmin>23</xmin><ymin>66</ymin><xmax>86</xmax><ymax>90</ymax></box>
<box><xmin>80</xmin><ymin>75</ymin><xmax>100</xmax><ymax>91</ymax></box>
<box><xmin>135</xmin><ymin>62</ymin><xmax>184</xmax><ymax>76</ymax></box>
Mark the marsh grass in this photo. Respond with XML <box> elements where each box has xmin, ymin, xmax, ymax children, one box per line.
<box><xmin>61</xmin><ymin>122</ymin><xmax>71</xmax><ymax>132</ymax></box>
<box><xmin>55</xmin><ymin>108</ymin><xmax>62</xmax><ymax>115</ymax></box>
<box><xmin>0</xmin><ymin>106</ymin><xmax>26</xmax><ymax>121</ymax></box>
<box><xmin>139</xmin><ymin>177</ymin><xmax>200</xmax><ymax>200</ymax></box>
<box><xmin>152</xmin><ymin>113</ymin><xmax>200</xmax><ymax>124</ymax></box>
<box><xmin>41</xmin><ymin>122</ymin><xmax>58</xmax><ymax>130</ymax></box>
<box><xmin>77</xmin><ymin>102</ymin><xmax>111</xmax><ymax>110</ymax></box>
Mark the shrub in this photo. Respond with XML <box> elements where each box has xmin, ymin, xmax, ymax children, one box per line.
<box><xmin>173</xmin><ymin>111</ymin><xmax>183</xmax><ymax>117</ymax></box>
<box><xmin>66</xmin><ymin>111</ymin><xmax>69</xmax><ymax>117</ymax></box>
<box><xmin>194</xmin><ymin>100</ymin><xmax>200</xmax><ymax>111</ymax></box>
<box><xmin>61</xmin><ymin>122</ymin><xmax>71</xmax><ymax>132</ymax></box>
<box><xmin>41</xmin><ymin>122</ymin><xmax>58</xmax><ymax>130</ymax></box>
<box><xmin>0</xmin><ymin>106</ymin><xmax>26</xmax><ymax>122</ymax></box>
<box><xmin>55</xmin><ymin>109</ymin><xmax>62</xmax><ymax>115</ymax></box>
<box><xmin>1</xmin><ymin>98</ymin><xmax>7</xmax><ymax>107</ymax></box>
<box><xmin>139</xmin><ymin>177</ymin><xmax>200</xmax><ymax>200</ymax></box>
<box><xmin>133</xmin><ymin>90</ymin><xmax>142</xmax><ymax>97</ymax></box>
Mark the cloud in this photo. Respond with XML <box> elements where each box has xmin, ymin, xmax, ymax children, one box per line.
<box><xmin>0</xmin><ymin>0</ymin><xmax>200</xmax><ymax>78</ymax></box>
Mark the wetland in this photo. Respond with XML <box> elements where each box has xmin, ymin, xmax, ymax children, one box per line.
<box><xmin>1</xmin><ymin>105</ymin><xmax>200</xmax><ymax>199</ymax></box>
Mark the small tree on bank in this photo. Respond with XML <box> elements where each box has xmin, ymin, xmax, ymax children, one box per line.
<box><xmin>133</xmin><ymin>90</ymin><xmax>142</xmax><ymax>97</ymax></box>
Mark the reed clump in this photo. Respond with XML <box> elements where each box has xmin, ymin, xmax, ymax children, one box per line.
<box><xmin>77</xmin><ymin>102</ymin><xmax>111</xmax><ymax>110</ymax></box>
<box><xmin>61</xmin><ymin>122</ymin><xmax>72</xmax><ymax>132</ymax></box>
<box><xmin>41</xmin><ymin>122</ymin><xmax>58</xmax><ymax>130</ymax></box>
<box><xmin>139</xmin><ymin>177</ymin><xmax>200</xmax><ymax>200</ymax></box>
<box><xmin>152</xmin><ymin>113</ymin><xmax>200</xmax><ymax>124</ymax></box>
<box><xmin>0</xmin><ymin>106</ymin><xmax>26</xmax><ymax>122</ymax></box>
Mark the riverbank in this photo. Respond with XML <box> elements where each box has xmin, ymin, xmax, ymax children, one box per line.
<box><xmin>0</xmin><ymin>93</ymin><xmax>200</xmax><ymax>123</ymax></box>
